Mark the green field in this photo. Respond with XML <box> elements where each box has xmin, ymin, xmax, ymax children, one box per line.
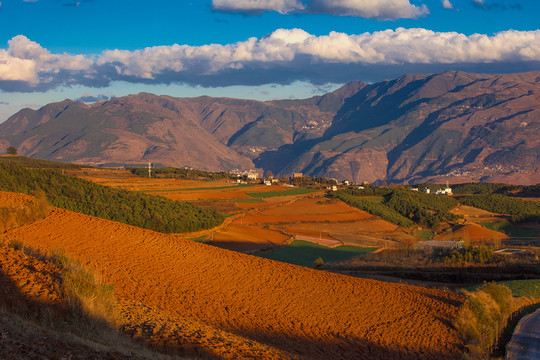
<box><xmin>467</xmin><ymin>279</ymin><xmax>540</xmax><ymax>297</ymax></box>
<box><xmin>246</xmin><ymin>188</ymin><xmax>318</xmax><ymax>198</ymax></box>
<box><xmin>258</xmin><ymin>240</ymin><xmax>376</xmax><ymax>267</ymax></box>
<box><xmin>414</xmin><ymin>230</ymin><xmax>434</xmax><ymax>240</ymax></box>
<box><xmin>190</xmin><ymin>235</ymin><xmax>208</xmax><ymax>243</ymax></box>
<box><xmin>497</xmin><ymin>279</ymin><xmax>540</xmax><ymax>298</ymax></box>
<box><xmin>480</xmin><ymin>221</ymin><xmax>538</xmax><ymax>238</ymax></box>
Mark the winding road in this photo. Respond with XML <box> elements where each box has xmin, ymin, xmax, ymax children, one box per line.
<box><xmin>506</xmin><ymin>308</ymin><xmax>540</xmax><ymax>360</ymax></box>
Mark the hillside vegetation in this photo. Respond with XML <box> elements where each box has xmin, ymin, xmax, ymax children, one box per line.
<box><xmin>0</xmin><ymin>161</ymin><xmax>223</xmax><ymax>233</ymax></box>
<box><xmin>460</xmin><ymin>194</ymin><xmax>540</xmax><ymax>222</ymax></box>
<box><xmin>333</xmin><ymin>187</ymin><xmax>460</xmax><ymax>228</ymax></box>
<box><xmin>129</xmin><ymin>166</ymin><xmax>235</xmax><ymax>180</ymax></box>
<box><xmin>452</xmin><ymin>182</ymin><xmax>540</xmax><ymax>196</ymax></box>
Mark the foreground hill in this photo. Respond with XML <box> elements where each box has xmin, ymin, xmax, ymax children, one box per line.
<box><xmin>1</xmin><ymin>191</ymin><xmax>465</xmax><ymax>359</ymax></box>
<box><xmin>1</xmin><ymin>71</ymin><xmax>537</xmax><ymax>184</ymax></box>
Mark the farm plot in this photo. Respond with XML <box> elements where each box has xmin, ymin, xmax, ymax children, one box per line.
<box><xmin>258</xmin><ymin>240</ymin><xmax>376</xmax><ymax>267</ymax></box>
<box><xmin>2</xmin><ymin>191</ymin><xmax>466</xmax><ymax>360</ymax></box>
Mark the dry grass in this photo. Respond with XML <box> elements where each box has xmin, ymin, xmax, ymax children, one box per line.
<box><xmin>0</xmin><ymin>240</ymin><xmax>181</xmax><ymax>359</ymax></box>
<box><xmin>455</xmin><ymin>283</ymin><xmax>528</xmax><ymax>359</ymax></box>
<box><xmin>0</xmin><ymin>191</ymin><xmax>49</xmax><ymax>233</ymax></box>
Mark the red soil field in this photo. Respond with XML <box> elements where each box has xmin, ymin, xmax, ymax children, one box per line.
<box><xmin>1</xmin><ymin>191</ymin><xmax>466</xmax><ymax>359</ymax></box>
<box><xmin>240</xmin><ymin>197</ymin><xmax>372</xmax><ymax>225</ymax></box>
<box><xmin>451</xmin><ymin>205</ymin><xmax>509</xmax><ymax>222</ymax></box>
<box><xmin>0</xmin><ymin>191</ymin><xmax>35</xmax><ymax>207</ymax></box>
<box><xmin>211</xmin><ymin>223</ymin><xmax>291</xmax><ymax>251</ymax></box>
<box><xmin>0</xmin><ymin>244</ymin><xmax>141</xmax><ymax>359</ymax></box>
<box><xmin>434</xmin><ymin>223</ymin><xmax>509</xmax><ymax>242</ymax></box>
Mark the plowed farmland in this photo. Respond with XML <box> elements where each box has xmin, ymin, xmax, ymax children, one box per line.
<box><xmin>1</xmin><ymin>191</ymin><xmax>466</xmax><ymax>359</ymax></box>
<box><xmin>434</xmin><ymin>223</ymin><xmax>509</xmax><ymax>242</ymax></box>
<box><xmin>78</xmin><ymin>170</ymin><xmax>415</xmax><ymax>251</ymax></box>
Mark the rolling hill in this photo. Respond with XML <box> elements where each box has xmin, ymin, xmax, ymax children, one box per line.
<box><xmin>1</xmin><ymin>190</ymin><xmax>465</xmax><ymax>359</ymax></box>
<box><xmin>1</xmin><ymin>71</ymin><xmax>538</xmax><ymax>184</ymax></box>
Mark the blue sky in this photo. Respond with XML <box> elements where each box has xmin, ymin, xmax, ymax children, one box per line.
<box><xmin>0</xmin><ymin>0</ymin><xmax>539</xmax><ymax>122</ymax></box>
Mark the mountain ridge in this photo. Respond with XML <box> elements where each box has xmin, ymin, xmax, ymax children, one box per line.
<box><xmin>1</xmin><ymin>71</ymin><xmax>538</xmax><ymax>184</ymax></box>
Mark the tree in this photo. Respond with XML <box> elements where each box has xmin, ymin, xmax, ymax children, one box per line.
<box><xmin>6</xmin><ymin>146</ymin><xmax>17</xmax><ymax>155</ymax></box>
<box><xmin>266</xmin><ymin>170</ymin><xmax>274</xmax><ymax>179</ymax></box>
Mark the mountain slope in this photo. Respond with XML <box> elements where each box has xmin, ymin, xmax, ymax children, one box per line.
<box><xmin>277</xmin><ymin>71</ymin><xmax>540</xmax><ymax>184</ymax></box>
<box><xmin>1</xmin><ymin>71</ymin><xmax>538</xmax><ymax>184</ymax></box>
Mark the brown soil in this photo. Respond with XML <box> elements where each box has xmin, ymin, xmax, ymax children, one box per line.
<box><xmin>211</xmin><ymin>223</ymin><xmax>291</xmax><ymax>251</ymax></box>
<box><xmin>0</xmin><ymin>191</ymin><xmax>36</xmax><ymax>207</ymax></box>
<box><xmin>0</xmin><ymin>243</ymin><xmax>156</xmax><ymax>359</ymax></box>
<box><xmin>241</xmin><ymin>197</ymin><xmax>372</xmax><ymax>224</ymax></box>
<box><xmin>451</xmin><ymin>205</ymin><xmax>509</xmax><ymax>223</ymax></box>
<box><xmin>1</xmin><ymin>191</ymin><xmax>466</xmax><ymax>359</ymax></box>
<box><xmin>433</xmin><ymin>223</ymin><xmax>509</xmax><ymax>242</ymax></box>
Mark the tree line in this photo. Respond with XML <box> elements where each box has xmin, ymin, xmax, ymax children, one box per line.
<box><xmin>333</xmin><ymin>187</ymin><xmax>460</xmax><ymax>229</ymax></box>
<box><xmin>0</xmin><ymin>162</ymin><xmax>223</xmax><ymax>233</ymax></box>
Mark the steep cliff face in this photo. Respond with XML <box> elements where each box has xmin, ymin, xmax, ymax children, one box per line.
<box><xmin>1</xmin><ymin>71</ymin><xmax>538</xmax><ymax>184</ymax></box>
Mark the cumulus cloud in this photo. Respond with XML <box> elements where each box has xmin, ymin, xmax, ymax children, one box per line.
<box><xmin>0</xmin><ymin>35</ymin><xmax>93</xmax><ymax>90</ymax></box>
<box><xmin>442</xmin><ymin>0</ymin><xmax>454</xmax><ymax>9</ymax></box>
<box><xmin>1</xmin><ymin>28</ymin><xmax>539</xmax><ymax>91</ymax></box>
<box><xmin>212</xmin><ymin>0</ymin><xmax>429</xmax><ymax>20</ymax></box>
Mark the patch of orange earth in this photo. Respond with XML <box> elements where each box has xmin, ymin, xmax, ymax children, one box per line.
<box><xmin>2</xmin><ymin>192</ymin><xmax>465</xmax><ymax>359</ymax></box>
<box><xmin>241</xmin><ymin>197</ymin><xmax>372</xmax><ymax>225</ymax></box>
<box><xmin>0</xmin><ymin>244</ymin><xmax>142</xmax><ymax>360</ymax></box>
<box><xmin>451</xmin><ymin>205</ymin><xmax>506</xmax><ymax>220</ymax></box>
<box><xmin>211</xmin><ymin>223</ymin><xmax>291</xmax><ymax>252</ymax></box>
<box><xmin>0</xmin><ymin>191</ymin><xmax>35</xmax><ymax>207</ymax></box>
<box><xmin>275</xmin><ymin>218</ymin><xmax>400</xmax><ymax>238</ymax></box>
<box><xmin>433</xmin><ymin>223</ymin><xmax>508</xmax><ymax>242</ymax></box>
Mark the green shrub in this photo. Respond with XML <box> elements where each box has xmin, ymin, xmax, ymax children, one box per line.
<box><xmin>314</xmin><ymin>257</ymin><xmax>324</xmax><ymax>267</ymax></box>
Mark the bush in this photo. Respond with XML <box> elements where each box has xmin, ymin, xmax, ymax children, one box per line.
<box><xmin>439</xmin><ymin>246</ymin><xmax>502</xmax><ymax>265</ymax></box>
<box><xmin>314</xmin><ymin>257</ymin><xmax>324</xmax><ymax>267</ymax></box>
<box><xmin>456</xmin><ymin>283</ymin><xmax>514</xmax><ymax>359</ymax></box>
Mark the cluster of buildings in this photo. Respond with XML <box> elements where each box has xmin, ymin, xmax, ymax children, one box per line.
<box><xmin>411</xmin><ymin>183</ymin><xmax>453</xmax><ymax>195</ymax></box>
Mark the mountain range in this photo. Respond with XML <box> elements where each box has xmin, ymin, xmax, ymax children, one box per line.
<box><xmin>1</xmin><ymin>71</ymin><xmax>539</xmax><ymax>185</ymax></box>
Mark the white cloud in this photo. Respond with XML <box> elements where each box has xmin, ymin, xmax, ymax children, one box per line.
<box><xmin>1</xmin><ymin>29</ymin><xmax>540</xmax><ymax>91</ymax></box>
<box><xmin>0</xmin><ymin>35</ymin><xmax>92</xmax><ymax>87</ymax></box>
<box><xmin>442</xmin><ymin>0</ymin><xmax>453</xmax><ymax>9</ymax></box>
<box><xmin>212</xmin><ymin>0</ymin><xmax>429</xmax><ymax>20</ymax></box>
<box><xmin>212</xmin><ymin>0</ymin><xmax>305</xmax><ymax>14</ymax></box>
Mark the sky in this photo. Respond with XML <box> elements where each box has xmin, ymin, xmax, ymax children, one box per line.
<box><xmin>0</xmin><ymin>0</ymin><xmax>539</xmax><ymax>122</ymax></box>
